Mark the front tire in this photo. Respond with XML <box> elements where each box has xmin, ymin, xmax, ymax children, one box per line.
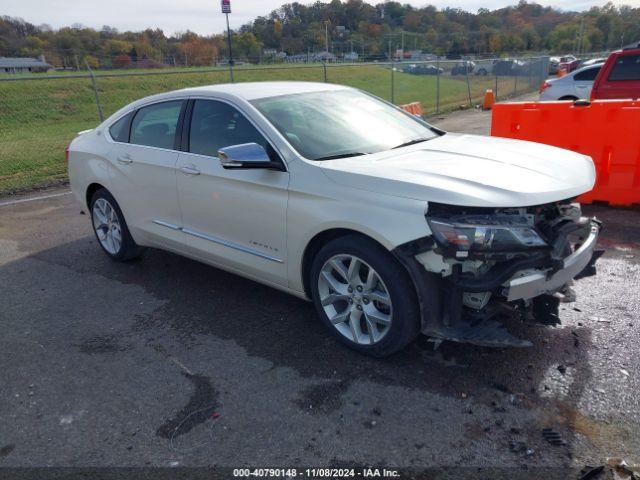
<box><xmin>310</xmin><ymin>235</ymin><xmax>420</xmax><ymax>357</ymax></box>
<box><xmin>90</xmin><ymin>188</ymin><xmax>143</xmax><ymax>261</ymax></box>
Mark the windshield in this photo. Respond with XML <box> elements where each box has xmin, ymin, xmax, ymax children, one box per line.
<box><xmin>251</xmin><ymin>89</ymin><xmax>439</xmax><ymax>160</ymax></box>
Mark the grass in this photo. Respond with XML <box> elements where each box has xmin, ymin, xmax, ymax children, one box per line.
<box><xmin>0</xmin><ymin>64</ymin><xmax>539</xmax><ymax>195</ymax></box>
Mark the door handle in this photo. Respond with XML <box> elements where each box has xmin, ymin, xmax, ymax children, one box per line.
<box><xmin>117</xmin><ymin>153</ymin><xmax>133</xmax><ymax>164</ymax></box>
<box><xmin>180</xmin><ymin>165</ymin><xmax>201</xmax><ymax>176</ymax></box>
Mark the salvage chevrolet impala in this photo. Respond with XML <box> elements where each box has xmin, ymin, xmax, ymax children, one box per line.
<box><xmin>68</xmin><ymin>82</ymin><xmax>601</xmax><ymax>356</ymax></box>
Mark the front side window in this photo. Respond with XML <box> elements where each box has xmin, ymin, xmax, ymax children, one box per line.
<box><xmin>574</xmin><ymin>66</ymin><xmax>601</xmax><ymax>81</ymax></box>
<box><xmin>251</xmin><ymin>90</ymin><xmax>439</xmax><ymax>160</ymax></box>
<box><xmin>188</xmin><ymin>100</ymin><xmax>269</xmax><ymax>157</ymax></box>
<box><xmin>130</xmin><ymin>101</ymin><xmax>183</xmax><ymax>149</ymax></box>
<box><xmin>608</xmin><ymin>54</ymin><xmax>640</xmax><ymax>81</ymax></box>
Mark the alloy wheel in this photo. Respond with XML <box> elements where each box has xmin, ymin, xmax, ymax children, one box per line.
<box><xmin>318</xmin><ymin>254</ymin><xmax>392</xmax><ymax>345</ymax></box>
<box><xmin>92</xmin><ymin>198</ymin><xmax>122</xmax><ymax>255</ymax></box>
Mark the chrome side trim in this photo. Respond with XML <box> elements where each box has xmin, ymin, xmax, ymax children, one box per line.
<box><xmin>153</xmin><ymin>220</ymin><xmax>284</xmax><ymax>263</ymax></box>
<box><xmin>182</xmin><ymin>228</ymin><xmax>284</xmax><ymax>263</ymax></box>
<box><xmin>152</xmin><ymin>220</ymin><xmax>181</xmax><ymax>230</ymax></box>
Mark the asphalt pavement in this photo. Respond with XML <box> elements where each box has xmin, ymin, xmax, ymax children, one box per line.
<box><xmin>0</xmin><ymin>109</ymin><xmax>638</xmax><ymax>477</ymax></box>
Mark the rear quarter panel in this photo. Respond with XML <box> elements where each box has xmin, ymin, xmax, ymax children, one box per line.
<box><xmin>68</xmin><ymin>129</ymin><xmax>114</xmax><ymax>209</ymax></box>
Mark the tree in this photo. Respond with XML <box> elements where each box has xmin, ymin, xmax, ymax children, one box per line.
<box><xmin>84</xmin><ymin>55</ymin><xmax>99</xmax><ymax>69</ymax></box>
<box><xmin>181</xmin><ymin>38</ymin><xmax>217</xmax><ymax>66</ymax></box>
<box><xmin>113</xmin><ymin>53</ymin><xmax>132</xmax><ymax>69</ymax></box>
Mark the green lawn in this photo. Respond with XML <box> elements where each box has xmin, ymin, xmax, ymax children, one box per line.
<box><xmin>0</xmin><ymin>64</ymin><xmax>537</xmax><ymax>195</ymax></box>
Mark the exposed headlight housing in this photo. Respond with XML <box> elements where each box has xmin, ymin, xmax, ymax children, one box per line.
<box><xmin>427</xmin><ymin>219</ymin><xmax>548</xmax><ymax>258</ymax></box>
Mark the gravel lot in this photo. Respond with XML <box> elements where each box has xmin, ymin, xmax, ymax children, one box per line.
<box><xmin>1</xmin><ymin>107</ymin><xmax>638</xmax><ymax>478</ymax></box>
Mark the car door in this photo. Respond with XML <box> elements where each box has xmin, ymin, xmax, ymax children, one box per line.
<box><xmin>108</xmin><ymin>99</ymin><xmax>187</xmax><ymax>248</ymax></box>
<box><xmin>573</xmin><ymin>66</ymin><xmax>601</xmax><ymax>99</ymax></box>
<box><xmin>602</xmin><ymin>53</ymin><xmax>640</xmax><ymax>99</ymax></box>
<box><xmin>176</xmin><ymin>98</ymin><xmax>289</xmax><ymax>286</ymax></box>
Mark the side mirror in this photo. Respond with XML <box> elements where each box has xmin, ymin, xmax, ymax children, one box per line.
<box><xmin>218</xmin><ymin>143</ymin><xmax>283</xmax><ymax>171</ymax></box>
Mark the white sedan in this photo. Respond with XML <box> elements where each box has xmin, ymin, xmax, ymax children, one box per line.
<box><xmin>68</xmin><ymin>82</ymin><xmax>600</xmax><ymax>356</ymax></box>
<box><xmin>539</xmin><ymin>63</ymin><xmax>603</xmax><ymax>101</ymax></box>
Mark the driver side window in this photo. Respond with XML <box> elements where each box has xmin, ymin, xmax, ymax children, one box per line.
<box><xmin>188</xmin><ymin>100</ymin><xmax>270</xmax><ymax>158</ymax></box>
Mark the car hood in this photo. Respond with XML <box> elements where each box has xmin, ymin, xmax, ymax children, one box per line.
<box><xmin>319</xmin><ymin>133</ymin><xmax>596</xmax><ymax>207</ymax></box>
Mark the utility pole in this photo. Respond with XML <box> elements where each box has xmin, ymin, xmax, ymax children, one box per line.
<box><xmin>221</xmin><ymin>0</ymin><xmax>234</xmax><ymax>82</ymax></box>
<box><xmin>577</xmin><ymin>16</ymin><xmax>585</xmax><ymax>55</ymax></box>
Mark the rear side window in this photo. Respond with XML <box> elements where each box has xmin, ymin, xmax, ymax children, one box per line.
<box><xmin>574</xmin><ymin>66</ymin><xmax>600</xmax><ymax>81</ymax></box>
<box><xmin>109</xmin><ymin>113</ymin><xmax>132</xmax><ymax>142</ymax></box>
<box><xmin>130</xmin><ymin>101</ymin><xmax>183</xmax><ymax>149</ymax></box>
<box><xmin>608</xmin><ymin>54</ymin><xmax>640</xmax><ymax>81</ymax></box>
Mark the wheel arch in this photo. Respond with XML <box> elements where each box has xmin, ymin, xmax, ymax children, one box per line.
<box><xmin>86</xmin><ymin>182</ymin><xmax>107</xmax><ymax>209</ymax></box>
<box><xmin>300</xmin><ymin>228</ymin><xmax>391</xmax><ymax>299</ymax></box>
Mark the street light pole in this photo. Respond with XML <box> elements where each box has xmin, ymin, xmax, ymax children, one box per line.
<box><xmin>221</xmin><ymin>0</ymin><xmax>234</xmax><ymax>82</ymax></box>
<box><xmin>225</xmin><ymin>12</ymin><xmax>234</xmax><ymax>82</ymax></box>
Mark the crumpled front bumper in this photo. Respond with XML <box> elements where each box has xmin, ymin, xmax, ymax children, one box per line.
<box><xmin>392</xmin><ymin>216</ymin><xmax>602</xmax><ymax>348</ymax></box>
<box><xmin>504</xmin><ymin>222</ymin><xmax>600</xmax><ymax>301</ymax></box>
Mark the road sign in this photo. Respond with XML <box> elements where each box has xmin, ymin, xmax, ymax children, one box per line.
<box><xmin>221</xmin><ymin>0</ymin><xmax>231</xmax><ymax>14</ymax></box>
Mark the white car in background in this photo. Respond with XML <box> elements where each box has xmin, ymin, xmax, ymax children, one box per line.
<box><xmin>68</xmin><ymin>82</ymin><xmax>601</xmax><ymax>356</ymax></box>
<box><xmin>539</xmin><ymin>63</ymin><xmax>604</xmax><ymax>101</ymax></box>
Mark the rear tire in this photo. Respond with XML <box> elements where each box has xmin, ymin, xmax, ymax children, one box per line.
<box><xmin>89</xmin><ymin>188</ymin><xmax>143</xmax><ymax>261</ymax></box>
<box><xmin>310</xmin><ymin>235</ymin><xmax>420</xmax><ymax>357</ymax></box>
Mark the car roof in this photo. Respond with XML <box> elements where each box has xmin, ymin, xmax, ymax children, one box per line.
<box><xmin>548</xmin><ymin>62</ymin><xmax>603</xmax><ymax>84</ymax></box>
<box><xmin>177</xmin><ymin>81</ymin><xmax>350</xmax><ymax>100</ymax></box>
<box><xmin>571</xmin><ymin>63</ymin><xmax>604</xmax><ymax>74</ymax></box>
<box><xmin>104</xmin><ymin>81</ymin><xmax>354</xmax><ymax>125</ymax></box>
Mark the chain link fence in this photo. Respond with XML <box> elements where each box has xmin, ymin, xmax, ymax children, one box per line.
<box><xmin>0</xmin><ymin>56</ymin><xmax>548</xmax><ymax>195</ymax></box>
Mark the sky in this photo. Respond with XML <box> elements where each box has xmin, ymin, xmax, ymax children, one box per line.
<box><xmin>3</xmin><ymin>0</ymin><xmax>640</xmax><ymax>36</ymax></box>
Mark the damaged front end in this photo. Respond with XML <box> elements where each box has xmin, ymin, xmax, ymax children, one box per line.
<box><xmin>393</xmin><ymin>200</ymin><xmax>603</xmax><ymax>348</ymax></box>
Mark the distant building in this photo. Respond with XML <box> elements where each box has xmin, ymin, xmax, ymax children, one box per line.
<box><xmin>285</xmin><ymin>54</ymin><xmax>310</xmax><ymax>63</ymax></box>
<box><xmin>344</xmin><ymin>52</ymin><xmax>359</xmax><ymax>61</ymax></box>
<box><xmin>0</xmin><ymin>56</ymin><xmax>53</xmax><ymax>74</ymax></box>
<box><xmin>314</xmin><ymin>51</ymin><xmax>337</xmax><ymax>62</ymax></box>
<box><xmin>408</xmin><ymin>51</ymin><xmax>437</xmax><ymax>61</ymax></box>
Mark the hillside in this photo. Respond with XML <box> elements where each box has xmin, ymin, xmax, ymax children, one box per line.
<box><xmin>1</xmin><ymin>1</ymin><xmax>639</xmax><ymax>69</ymax></box>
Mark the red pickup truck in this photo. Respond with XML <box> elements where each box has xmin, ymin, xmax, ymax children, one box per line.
<box><xmin>590</xmin><ymin>44</ymin><xmax>640</xmax><ymax>100</ymax></box>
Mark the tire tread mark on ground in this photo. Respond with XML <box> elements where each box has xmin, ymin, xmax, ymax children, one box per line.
<box><xmin>155</xmin><ymin>372</ymin><xmax>219</xmax><ymax>439</ymax></box>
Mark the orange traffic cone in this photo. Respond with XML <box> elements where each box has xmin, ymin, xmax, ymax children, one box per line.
<box><xmin>557</xmin><ymin>69</ymin><xmax>567</xmax><ymax>78</ymax></box>
<box><xmin>483</xmin><ymin>89</ymin><xmax>495</xmax><ymax>110</ymax></box>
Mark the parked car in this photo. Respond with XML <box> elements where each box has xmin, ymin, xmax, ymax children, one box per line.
<box><xmin>539</xmin><ymin>63</ymin><xmax>603</xmax><ymax>101</ymax></box>
<box><xmin>403</xmin><ymin>63</ymin><xmax>443</xmax><ymax>75</ymax></box>
<box><xmin>474</xmin><ymin>63</ymin><xmax>490</xmax><ymax>75</ymax></box>
<box><xmin>549</xmin><ymin>57</ymin><xmax>561</xmax><ymax>75</ymax></box>
<box><xmin>559</xmin><ymin>55</ymin><xmax>581</xmax><ymax>73</ymax></box>
<box><xmin>492</xmin><ymin>59</ymin><xmax>524</xmax><ymax>76</ymax></box>
<box><xmin>68</xmin><ymin>82</ymin><xmax>600</xmax><ymax>356</ymax></box>
<box><xmin>579</xmin><ymin>57</ymin><xmax>606</xmax><ymax>68</ymax></box>
<box><xmin>591</xmin><ymin>43</ymin><xmax>640</xmax><ymax>100</ymax></box>
<box><xmin>451</xmin><ymin>61</ymin><xmax>475</xmax><ymax>75</ymax></box>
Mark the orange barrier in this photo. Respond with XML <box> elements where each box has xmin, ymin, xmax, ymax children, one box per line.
<box><xmin>400</xmin><ymin>102</ymin><xmax>424</xmax><ymax>117</ymax></box>
<box><xmin>483</xmin><ymin>89</ymin><xmax>495</xmax><ymax>110</ymax></box>
<box><xmin>491</xmin><ymin>100</ymin><xmax>640</xmax><ymax>206</ymax></box>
